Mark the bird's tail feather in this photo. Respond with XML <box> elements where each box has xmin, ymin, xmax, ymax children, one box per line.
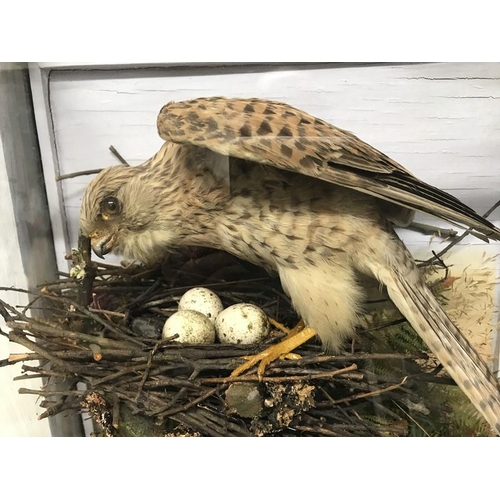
<box><xmin>373</xmin><ymin>260</ymin><xmax>500</xmax><ymax>435</ymax></box>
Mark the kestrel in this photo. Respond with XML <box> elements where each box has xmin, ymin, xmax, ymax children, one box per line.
<box><xmin>80</xmin><ymin>97</ymin><xmax>500</xmax><ymax>434</ymax></box>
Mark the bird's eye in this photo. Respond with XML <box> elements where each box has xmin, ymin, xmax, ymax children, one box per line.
<box><xmin>101</xmin><ymin>196</ymin><xmax>120</xmax><ymax>216</ymax></box>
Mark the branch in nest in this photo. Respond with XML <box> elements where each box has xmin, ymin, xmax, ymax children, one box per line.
<box><xmin>56</xmin><ymin>169</ymin><xmax>103</xmax><ymax>181</ymax></box>
<box><xmin>423</xmin><ymin>197</ymin><xmax>500</xmax><ymax>266</ymax></box>
<box><xmin>199</xmin><ymin>363</ymin><xmax>358</xmax><ymax>384</ymax></box>
<box><xmin>331</xmin><ymin>376</ymin><xmax>408</xmax><ymax>405</ymax></box>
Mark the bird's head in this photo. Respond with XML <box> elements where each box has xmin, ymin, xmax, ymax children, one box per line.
<box><xmin>80</xmin><ymin>165</ymin><xmax>175</xmax><ymax>263</ymax></box>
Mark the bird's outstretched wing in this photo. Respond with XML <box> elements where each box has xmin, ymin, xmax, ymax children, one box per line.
<box><xmin>157</xmin><ymin>96</ymin><xmax>500</xmax><ymax>241</ymax></box>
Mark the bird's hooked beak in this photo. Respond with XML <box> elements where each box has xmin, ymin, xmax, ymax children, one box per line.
<box><xmin>90</xmin><ymin>232</ymin><xmax>116</xmax><ymax>259</ymax></box>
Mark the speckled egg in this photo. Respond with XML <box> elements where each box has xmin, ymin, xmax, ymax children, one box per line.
<box><xmin>215</xmin><ymin>303</ymin><xmax>270</xmax><ymax>345</ymax></box>
<box><xmin>178</xmin><ymin>287</ymin><xmax>224</xmax><ymax>324</ymax></box>
<box><xmin>162</xmin><ymin>310</ymin><xmax>216</xmax><ymax>344</ymax></box>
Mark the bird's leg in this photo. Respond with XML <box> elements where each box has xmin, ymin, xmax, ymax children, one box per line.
<box><xmin>267</xmin><ymin>317</ymin><xmax>305</xmax><ymax>362</ymax></box>
<box><xmin>230</xmin><ymin>324</ymin><xmax>316</xmax><ymax>378</ymax></box>
<box><xmin>269</xmin><ymin>317</ymin><xmax>305</xmax><ymax>338</ymax></box>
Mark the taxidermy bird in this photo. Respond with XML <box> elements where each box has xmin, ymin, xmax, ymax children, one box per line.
<box><xmin>80</xmin><ymin>96</ymin><xmax>500</xmax><ymax>434</ymax></box>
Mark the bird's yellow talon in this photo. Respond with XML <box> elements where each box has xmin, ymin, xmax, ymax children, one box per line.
<box><xmin>269</xmin><ymin>318</ymin><xmax>305</xmax><ymax>337</ymax></box>
<box><xmin>230</xmin><ymin>327</ymin><xmax>316</xmax><ymax>379</ymax></box>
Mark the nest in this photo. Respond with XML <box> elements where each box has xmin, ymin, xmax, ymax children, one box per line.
<box><xmin>0</xmin><ymin>238</ymin><xmax>492</xmax><ymax>437</ymax></box>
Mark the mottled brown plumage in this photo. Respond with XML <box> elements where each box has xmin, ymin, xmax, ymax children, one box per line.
<box><xmin>81</xmin><ymin>97</ymin><xmax>500</xmax><ymax>434</ymax></box>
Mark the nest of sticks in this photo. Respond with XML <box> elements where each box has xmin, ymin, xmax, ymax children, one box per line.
<box><xmin>0</xmin><ymin>233</ymin><xmax>493</xmax><ymax>437</ymax></box>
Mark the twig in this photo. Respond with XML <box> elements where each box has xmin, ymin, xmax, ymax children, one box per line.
<box><xmin>0</xmin><ymin>295</ymin><xmax>30</xmax><ymax>321</ymax></box>
<box><xmin>196</xmin><ymin>405</ymin><xmax>252</xmax><ymax>436</ymax></box>
<box><xmin>56</xmin><ymin>169</ymin><xmax>103</xmax><ymax>181</ymax></box>
<box><xmin>89</xmin><ymin>344</ymin><xmax>103</xmax><ymax>362</ymax></box>
<box><xmin>331</xmin><ymin>376</ymin><xmax>408</xmax><ymax>405</ymax></box>
<box><xmin>21</xmin><ymin>295</ymin><xmax>43</xmax><ymax>315</ymax></box>
<box><xmin>109</xmin><ymin>145</ymin><xmax>129</xmax><ymax>165</ymax></box>
<box><xmin>1</xmin><ymin>284</ymin><xmax>141</xmax><ymax>345</ymax></box>
<box><xmin>18</xmin><ymin>388</ymin><xmax>87</xmax><ymax>397</ymax></box>
<box><xmin>88</xmin><ymin>308</ymin><xmax>126</xmax><ymax>318</ymax></box>
<box><xmin>171</xmin><ymin>411</ymin><xmax>225</xmax><ymax>437</ymax></box>
<box><xmin>9</xmin><ymin>329</ymin><xmax>81</xmax><ymax>372</ymax></box>
<box><xmin>78</xmin><ymin>232</ymin><xmax>97</xmax><ymax>306</ymax></box>
<box><xmin>152</xmin><ymin>386</ymin><xmax>223</xmax><ymax>419</ymax></box>
<box><xmin>199</xmin><ymin>364</ymin><xmax>358</xmax><ymax>384</ymax></box>
<box><xmin>46</xmin><ymin>292</ymin><xmax>142</xmax><ymax>345</ymax></box>
<box><xmin>136</xmin><ymin>340</ymin><xmax>163</xmax><ymax>402</ymax></box>
<box><xmin>293</xmin><ymin>425</ymin><xmax>345</xmax><ymax>437</ymax></box>
<box><xmin>7</xmin><ymin>321</ymin><xmax>136</xmax><ymax>350</ymax></box>
<box><xmin>392</xmin><ymin>401</ymin><xmax>431</xmax><ymax>437</ymax></box>
<box><xmin>423</xmin><ymin>198</ymin><xmax>500</xmax><ymax>266</ymax></box>
<box><xmin>18</xmin><ymin>365</ymin><xmax>66</xmax><ymax>379</ymax></box>
<box><xmin>409</xmin><ymin>222</ymin><xmax>458</xmax><ymax>239</ymax></box>
<box><xmin>111</xmin><ymin>393</ymin><xmax>121</xmax><ymax>429</ymax></box>
<box><xmin>38</xmin><ymin>401</ymin><xmax>80</xmax><ymax>421</ymax></box>
<box><xmin>4</xmin><ymin>352</ymin><xmax>41</xmax><ymax>366</ymax></box>
<box><xmin>278</xmin><ymin>352</ymin><xmax>427</xmax><ymax>366</ymax></box>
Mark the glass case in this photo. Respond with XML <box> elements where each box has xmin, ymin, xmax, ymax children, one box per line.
<box><xmin>1</xmin><ymin>62</ymin><xmax>500</xmax><ymax>437</ymax></box>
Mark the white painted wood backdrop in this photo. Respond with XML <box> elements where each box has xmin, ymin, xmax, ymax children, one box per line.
<box><xmin>4</xmin><ymin>62</ymin><xmax>498</xmax><ymax>436</ymax></box>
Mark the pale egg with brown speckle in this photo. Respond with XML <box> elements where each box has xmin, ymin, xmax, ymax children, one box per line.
<box><xmin>178</xmin><ymin>287</ymin><xmax>224</xmax><ymax>324</ymax></box>
<box><xmin>215</xmin><ymin>303</ymin><xmax>270</xmax><ymax>344</ymax></box>
<box><xmin>162</xmin><ymin>310</ymin><xmax>216</xmax><ymax>344</ymax></box>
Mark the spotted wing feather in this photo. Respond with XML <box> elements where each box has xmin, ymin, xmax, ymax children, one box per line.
<box><xmin>157</xmin><ymin>96</ymin><xmax>500</xmax><ymax>241</ymax></box>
